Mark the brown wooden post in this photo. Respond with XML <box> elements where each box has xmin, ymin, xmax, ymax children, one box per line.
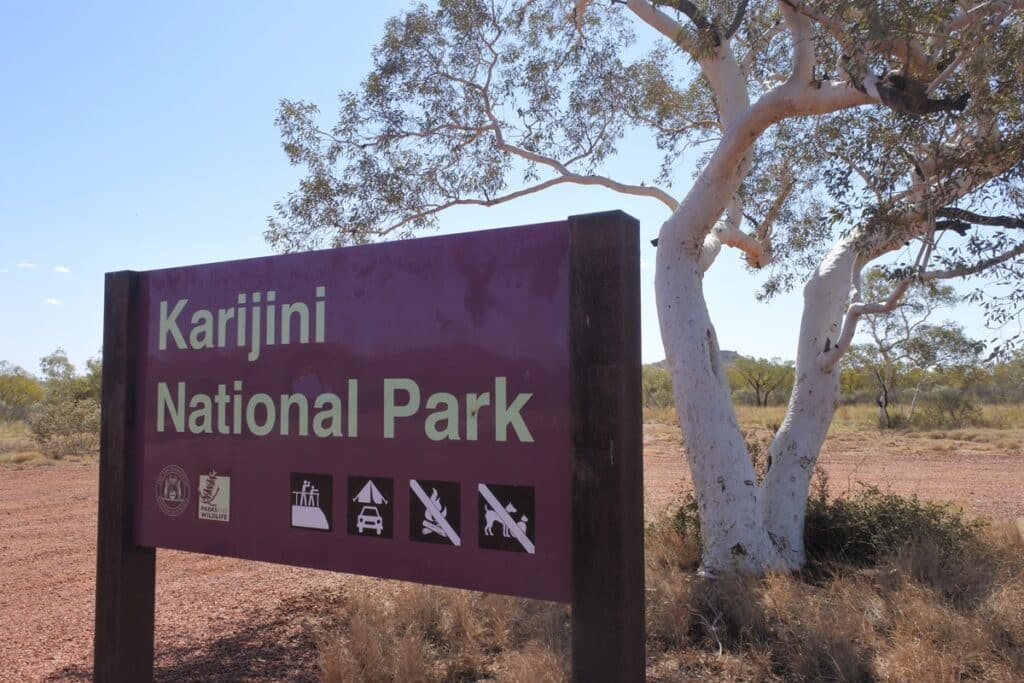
<box><xmin>94</xmin><ymin>270</ymin><xmax>155</xmax><ymax>683</ymax></box>
<box><xmin>569</xmin><ymin>211</ymin><xmax>645</xmax><ymax>682</ymax></box>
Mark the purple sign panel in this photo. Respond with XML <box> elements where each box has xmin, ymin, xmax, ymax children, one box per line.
<box><xmin>133</xmin><ymin>222</ymin><xmax>572</xmax><ymax>602</ymax></box>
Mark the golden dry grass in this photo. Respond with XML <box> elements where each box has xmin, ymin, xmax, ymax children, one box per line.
<box><xmin>0</xmin><ymin>419</ymin><xmax>97</xmax><ymax>467</ymax></box>
<box><xmin>311</xmin><ymin>401</ymin><xmax>1024</xmax><ymax>681</ymax></box>
<box><xmin>647</xmin><ymin>403</ymin><xmax>1024</xmax><ymax>453</ymax></box>
<box><xmin>0</xmin><ymin>420</ymin><xmax>47</xmax><ymax>467</ymax></box>
<box><xmin>641</xmin><ymin>511</ymin><xmax>1024</xmax><ymax>682</ymax></box>
<box><xmin>313</xmin><ymin>507</ymin><xmax>1023</xmax><ymax>682</ymax></box>
<box><xmin>316</xmin><ymin>585</ymin><xmax>569</xmax><ymax>683</ymax></box>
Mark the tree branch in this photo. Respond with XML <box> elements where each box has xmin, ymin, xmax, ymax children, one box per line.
<box><xmin>625</xmin><ymin>0</ymin><xmax>698</xmax><ymax>53</ymax></box>
<box><xmin>939</xmin><ymin>1</ymin><xmax>1024</xmax><ymax>40</ymax></box>
<box><xmin>379</xmin><ymin>170</ymin><xmax>680</xmax><ymax>238</ymax></box>
<box><xmin>936</xmin><ymin>208</ymin><xmax>1024</xmax><ymax>230</ymax></box>
<box><xmin>652</xmin><ymin>0</ymin><xmax>716</xmax><ymax>37</ymax></box>
<box><xmin>739</xmin><ymin>18</ymin><xmax>785</xmax><ymax>77</ymax></box>
<box><xmin>752</xmin><ymin>172</ymin><xmax>794</xmax><ymax>254</ymax></box>
<box><xmin>724</xmin><ymin>0</ymin><xmax>749</xmax><ymax>40</ymax></box>
<box><xmin>374</xmin><ymin>177</ymin><xmax>575</xmax><ymax>235</ymax></box>
<box><xmin>779</xmin><ymin>0</ymin><xmax>815</xmax><ymax>83</ymax></box>
<box><xmin>820</xmin><ymin>278</ymin><xmax>914</xmax><ymax>370</ymax></box>
<box><xmin>928</xmin><ymin>7</ymin><xmax>1007</xmax><ymax>95</ymax></box>
<box><xmin>920</xmin><ymin>242</ymin><xmax>1024</xmax><ymax>281</ymax></box>
<box><xmin>627</xmin><ymin>112</ymin><xmax>719</xmax><ymax>138</ymax></box>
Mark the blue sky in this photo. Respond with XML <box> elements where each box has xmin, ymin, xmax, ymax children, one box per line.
<box><xmin>0</xmin><ymin>2</ymin><xmax>992</xmax><ymax>375</ymax></box>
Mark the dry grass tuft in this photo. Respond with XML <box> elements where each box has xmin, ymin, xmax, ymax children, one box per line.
<box><xmin>641</xmin><ymin>485</ymin><xmax>1024</xmax><ymax>682</ymax></box>
<box><xmin>316</xmin><ymin>477</ymin><xmax>1023</xmax><ymax>681</ymax></box>
<box><xmin>0</xmin><ymin>420</ymin><xmax>43</xmax><ymax>467</ymax></box>
<box><xmin>493</xmin><ymin>642</ymin><xmax>568</xmax><ymax>683</ymax></box>
<box><xmin>0</xmin><ymin>449</ymin><xmax>50</xmax><ymax>467</ymax></box>
<box><xmin>317</xmin><ymin>584</ymin><xmax>568</xmax><ymax>683</ymax></box>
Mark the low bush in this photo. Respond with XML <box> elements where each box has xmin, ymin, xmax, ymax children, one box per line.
<box><xmin>642</xmin><ymin>365</ymin><xmax>674</xmax><ymax>408</ymax></box>
<box><xmin>643</xmin><ymin>483</ymin><xmax>1024</xmax><ymax>681</ymax></box>
<box><xmin>28</xmin><ymin>397</ymin><xmax>100</xmax><ymax>459</ymax></box>
<box><xmin>803</xmin><ymin>473</ymin><xmax>986</xmax><ymax>570</ymax></box>
<box><xmin>914</xmin><ymin>385</ymin><xmax>985</xmax><ymax>429</ymax></box>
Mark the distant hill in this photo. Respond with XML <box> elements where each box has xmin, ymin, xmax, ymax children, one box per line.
<box><xmin>647</xmin><ymin>350</ymin><xmax>741</xmax><ymax>369</ymax></box>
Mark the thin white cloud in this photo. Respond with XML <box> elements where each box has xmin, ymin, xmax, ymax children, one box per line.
<box><xmin>44</xmin><ymin>297</ymin><xmax>60</xmax><ymax>306</ymax></box>
<box><xmin>53</xmin><ymin>265</ymin><xmax>71</xmax><ymax>273</ymax></box>
<box><xmin>16</xmin><ymin>262</ymin><xmax>37</xmax><ymax>269</ymax></box>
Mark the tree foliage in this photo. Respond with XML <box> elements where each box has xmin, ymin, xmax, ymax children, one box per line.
<box><xmin>272</xmin><ymin>1</ymin><xmax>1024</xmax><ymax>338</ymax></box>
<box><xmin>728</xmin><ymin>357</ymin><xmax>793</xmax><ymax>406</ymax></box>
<box><xmin>843</xmin><ymin>269</ymin><xmax>983</xmax><ymax>426</ymax></box>
<box><xmin>27</xmin><ymin>349</ymin><xmax>102</xmax><ymax>459</ymax></box>
<box><xmin>269</xmin><ymin>0</ymin><xmax>1024</xmax><ymax>574</ymax></box>
<box><xmin>0</xmin><ymin>362</ymin><xmax>44</xmax><ymax>422</ymax></box>
<box><xmin>269</xmin><ymin>0</ymin><xmax>642</xmax><ymax>251</ymax></box>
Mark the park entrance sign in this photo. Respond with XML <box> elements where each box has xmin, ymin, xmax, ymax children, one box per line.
<box><xmin>94</xmin><ymin>211</ymin><xmax>643</xmax><ymax>682</ymax></box>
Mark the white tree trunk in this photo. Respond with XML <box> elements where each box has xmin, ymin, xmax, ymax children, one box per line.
<box><xmin>762</xmin><ymin>240</ymin><xmax>857</xmax><ymax>568</ymax></box>
<box><xmin>649</xmin><ymin>11</ymin><xmax>872</xmax><ymax>573</ymax></box>
<box><xmin>656</xmin><ymin>219</ymin><xmax>781</xmax><ymax>575</ymax></box>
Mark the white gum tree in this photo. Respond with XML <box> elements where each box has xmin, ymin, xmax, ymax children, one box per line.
<box><xmin>270</xmin><ymin>0</ymin><xmax>1024</xmax><ymax>575</ymax></box>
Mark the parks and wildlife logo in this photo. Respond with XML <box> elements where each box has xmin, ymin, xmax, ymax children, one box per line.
<box><xmin>197</xmin><ymin>470</ymin><xmax>230</xmax><ymax>522</ymax></box>
<box><xmin>155</xmin><ymin>465</ymin><xmax>190</xmax><ymax>517</ymax></box>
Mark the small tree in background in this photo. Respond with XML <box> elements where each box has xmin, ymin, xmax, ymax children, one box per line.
<box><xmin>904</xmin><ymin>325</ymin><xmax>985</xmax><ymax>422</ymax></box>
<box><xmin>845</xmin><ymin>270</ymin><xmax>982</xmax><ymax>427</ymax></box>
<box><xmin>0</xmin><ymin>362</ymin><xmax>44</xmax><ymax>422</ymax></box>
<box><xmin>642</xmin><ymin>364</ymin><xmax>675</xmax><ymax>408</ymax></box>
<box><xmin>728</xmin><ymin>357</ymin><xmax>793</xmax><ymax>406</ymax></box>
<box><xmin>28</xmin><ymin>349</ymin><xmax>102</xmax><ymax>459</ymax></box>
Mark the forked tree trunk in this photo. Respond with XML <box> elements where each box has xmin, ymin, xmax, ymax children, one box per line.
<box><xmin>656</xmin><ymin>224</ymin><xmax>857</xmax><ymax>573</ymax></box>
<box><xmin>656</xmin><ymin>226</ymin><xmax>781</xmax><ymax>574</ymax></box>
<box><xmin>651</xmin><ymin>17</ymin><xmax>871</xmax><ymax>573</ymax></box>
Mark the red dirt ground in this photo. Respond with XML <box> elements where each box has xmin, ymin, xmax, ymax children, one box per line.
<box><xmin>2</xmin><ymin>426</ymin><xmax>1022</xmax><ymax>681</ymax></box>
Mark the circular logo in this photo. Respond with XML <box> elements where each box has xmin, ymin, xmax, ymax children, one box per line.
<box><xmin>156</xmin><ymin>465</ymin><xmax>190</xmax><ymax>517</ymax></box>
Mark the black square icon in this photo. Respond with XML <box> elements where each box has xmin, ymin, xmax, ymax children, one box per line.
<box><xmin>347</xmin><ymin>476</ymin><xmax>393</xmax><ymax>538</ymax></box>
<box><xmin>290</xmin><ymin>473</ymin><xmax>333</xmax><ymax>532</ymax></box>
<box><xmin>409</xmin><ymin>480</ymin><xmax>461</xmax><ymax>546</ymax></box>
<box><xmin>478</xmin><ymin>483</ymin><xmax>535</xmax><ymax>554</ymax></box>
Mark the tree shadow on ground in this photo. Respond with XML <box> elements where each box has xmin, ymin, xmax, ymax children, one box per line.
<box><xmin>46</xmin><ymin>590</ymin><xmax>344</xmax><ymax>682</ymax></box>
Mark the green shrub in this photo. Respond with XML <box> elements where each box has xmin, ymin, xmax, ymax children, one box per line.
<box><xmin>803</xmin><ymin>479</ymin><xmax>985</xmax><ymax>569</ymax></box>
<box><xmin>915</xmin><ymin>385</ymin><xmax>984</xmax><ymax>428</ymax></box>
<box><xmin>28</xmin><ymin>397</ymin><xmax>100</xmax><ymax>459</ymax></box>
<box><xmin>664</xmin><ymin>471</ymin><xmax>987</xmax><ymax>575</ymax></box>
<box><xmin>642</xmin><ymin>365</ymin><xmax>674</xmax><ymax>408</ymax></box>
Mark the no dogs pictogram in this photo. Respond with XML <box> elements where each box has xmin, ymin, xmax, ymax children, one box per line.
<box><xmin>478</xmin><ymin>483</ymin><xmax>535</xmax><ymax>554</ymax></box>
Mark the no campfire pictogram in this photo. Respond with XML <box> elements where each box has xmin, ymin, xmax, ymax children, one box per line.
<box><xmin>478</xmin><ymin>483</ymin><xmax>535</xmax><ymax>554</ymax></box>
<box><xmin>409</xmin><ymin>480</ymin><xmax>461</xmax><ymax>546</ymax></box>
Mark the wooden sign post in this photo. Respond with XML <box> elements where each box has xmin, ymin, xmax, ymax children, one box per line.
<box><xmin>568</xmin><ymin>212</ymin><xmax>644</xmax><ymax>681</ymax></box>
<box><xmin>94</xmin><ymin>211</ymin><xmax>643</xmax><ymax>682</ymax></box>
